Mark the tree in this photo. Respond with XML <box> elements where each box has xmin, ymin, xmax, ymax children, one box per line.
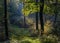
<box><xmin>4</xmin><ymin>0</ymin><xmax>9</xmax><ymax>40</ymax></box>
<box><xmin>22</xmin><ymin>0</ymin><xmax>44</xmax><ymax>36</ymax></box>
<box><xmin>39</xmin><ymin>0</ymin><xmax>44</xmax><ymax>36</ymax></box>
<box><xmin>23</xmin><ymin>0</ymin><xmax>26</xmax><ymax>28</ymax></box>
<box><xmin>35</xmin><ymin>0</ymin><xmax>39</xmax><ymax>35</ymax></box>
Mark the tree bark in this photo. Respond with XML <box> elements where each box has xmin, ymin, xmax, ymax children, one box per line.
<box><xmin>4</xmin><ymin>0</ymin><xmax>9</xmax><ymax>40</ymax></box>
<box><xmin>39</xmin><ymin>0</ymin><xmax>44</xmax><ymax>36</ymax></box>
<box><xmin>35</xmin><ymin>0</ymin><xmax>39</xmax><ymax>35</ymax></box>
<box><xmin>36</xmin><ymin>12</ymin><xmax>39</xmax><ymax>34</ymax></box>
<box><xmin>24</xmin><ymin>16</ymin><xmax>26</xmax><ymax>28</ymax></box>
<box><xmin>23</xmin><ymin>0</ymin><xmax>26</xmax><ymax>28</ymax></box>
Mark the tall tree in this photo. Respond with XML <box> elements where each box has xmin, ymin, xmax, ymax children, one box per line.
<box><xmin>35</xmin><ymin>0</ymin><xmax>39</xmax><ymax>35</ymax></box>
<box><xmin>23</xmin><ymin>0</ymin><xmax>26</xmax><ymax>28</ymax></box>
<box><xmin>4</xmin><ymin>0</ymin><xmax>9</xmax><ymax>40</ymax></box>
<box><xmin>39</xmin><ymin>0</ymin><xmax>44</xmax><ymax>36</ymax></box>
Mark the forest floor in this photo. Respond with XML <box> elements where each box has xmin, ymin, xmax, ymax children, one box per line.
<box><xmin>1</xmin><ymin>25</ymin><xmax>59</xmax><ymax>43</ymax></box>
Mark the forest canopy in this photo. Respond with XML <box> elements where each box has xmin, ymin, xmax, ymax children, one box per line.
<box><xmin>19</xmin><ymin>0</ymin><xmax>59</xmax><ymax>16</ymax></box>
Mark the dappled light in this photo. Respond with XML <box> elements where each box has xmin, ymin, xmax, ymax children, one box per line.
<box><xmin>0</xmin><ymin>0</ymin><xmax>60</xmax><ymax>43</ymax></box>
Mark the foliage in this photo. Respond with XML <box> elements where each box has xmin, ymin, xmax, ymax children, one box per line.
<box><xmin>44</xmin><ymin>20</ymin><xmax>53</xmax><ymax>35</ymax></box>
<box><xmin>10</xmin><ymin>37</ymin><xmax>41</xmax><ymax>43</ymax></box>
<box><xmin>41</xmin><ymin>35</ymin><xmax>58</xmax><ymax>43</ymax></box>
<box><xmin>52</xmin><ymin>22</ymin><xmax>60</xmax><ymax>37</ymax></box>
<box><xmin>0</xmin><ymin>0</ymin><xmax>4</xmax><ymax>20</ymax></box>
<box><xmin>20</xmin><ymin>37</ymin><xmax>41</xmax><ymax>43</ymax></box>
<box><xmin>21</xmin><ymin>41</ymin><xmax>31</xmax><ymax>43</ymax></box>
<box><xmin>6</xmin><ymin>0</ymin><xmax>60</xmax><ymax>43</ymax></box>
<box><xmin>22</xmin><ymin>3</ymin><xmax>39</xmax><ymax>16</ymax></box>
<box><xmin>21</xmin><ymin>0</ymin><xmax>56</xmax><ymax>16</ymax></box>
<box><xmin>9</xmin><ymin>25</ymin><xmax>31</xmax><ymax>39</ymax></box>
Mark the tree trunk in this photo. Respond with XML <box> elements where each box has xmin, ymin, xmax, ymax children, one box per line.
<box><xmin>23</xmin><ymin>0</ymin><xmax>26</xmax><ymax>28</ymax></box>
<box><xmin>36</xmin><ymin>12</ymin><xmax>39</xmax><ymax>34</ymax></box>
<box><xmin>23</xmin><ymin>13</ymin><xmax>26</xmax><ymax>28</ymax></box>
<box><xmin>4</xmin><ymin>0</ymin><xmax>9</xmax><ymax>40</ymax></box>
<box><xmin>39</xmin><ymin>0</ymin><xmax>44</xmax><ymax>36</ymax></box>
<box><xmin>35</xmin><ymin>0</ymin><xmax>39</xmax><ymax>35</ymax></box>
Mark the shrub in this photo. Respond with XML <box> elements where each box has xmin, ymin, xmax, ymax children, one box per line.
<box><xmin>41</xmin><ymin>35</ymin><xmax>58</xmax><ymax>43</ymax></box>
<box><xmin>21</xmin><ymin>41</ymin><xmax>31</xmax><ymax>43</ymax></box>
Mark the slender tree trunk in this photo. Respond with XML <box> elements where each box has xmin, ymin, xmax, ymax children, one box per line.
<box><xmin>35</xmin><ymin>0</ymin><xmax>39</xmax><ymax>35</ymax></box>
<box><xmin>4</xmin><ymin>0</ymin><xmax>9</xmax><ymax>40</ymax></box>
<box><xmin>36</xmin><ymin>12</ymin><xmax>39</xmax><ymax>34</ymax></box>
<box><xmin>23</xmin><ymin>0</ymin><xmax>26</xmax><ymax>28</ymax></box>
<box><xmin>39</xmin><ymin>0</ymin><xmax>44</xmax><ymax>36</ymax></box>
<box><xmin>23</xmin><ymin>13</ymin><xmax>26</xmax><ymax>28</ymax></box>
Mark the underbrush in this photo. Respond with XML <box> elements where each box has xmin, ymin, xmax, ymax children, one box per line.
<box><xmin>9</xmin><ymin>25</ymin><xmax>58</xmax><ymax>43</ymax></box>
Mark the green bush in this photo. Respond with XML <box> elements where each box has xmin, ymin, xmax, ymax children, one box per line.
<box><xmin>21</xmin><ymin>41</ymin><xmax>31</xmax><ymax>43</ymax></box>
<box><xmin>41</xmin><ymin>35</ymin><xmax>58</xmax><ymax>43</ymax></box>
